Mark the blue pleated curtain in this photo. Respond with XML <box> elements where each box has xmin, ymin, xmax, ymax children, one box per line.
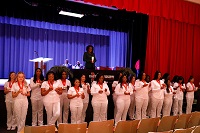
<box><xmin>0</xmin><ymin>16</ymin><xmax>128</xmax><ymax>78</ymax></box>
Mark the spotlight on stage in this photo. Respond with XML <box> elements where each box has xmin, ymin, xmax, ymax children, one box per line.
<box><xmin>59</xmin><ymin>10</ymin><xmax>84</xmax><ymax>18</ymax></box>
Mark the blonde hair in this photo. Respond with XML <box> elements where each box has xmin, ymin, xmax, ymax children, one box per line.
<box><xmin>16</xmin><ymin>71</ymin><xmax>27</xmax><ymax>86</ymax></box>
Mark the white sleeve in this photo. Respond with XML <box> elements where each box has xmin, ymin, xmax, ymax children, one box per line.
<box><xmin>67</xmin><ymin>87</ymin><xmax>72</xmax><ymax>95</ymax></box>
<box><xmin>90</xmin><ymin>84</ymin><xmax>99</xmax><ymax>95</ymax></box>
<box><xmin>30</xmin><ymin>78</ymin><xmax>38</xmax><ymax>90</ymax></box>
<box><xmin>11</xmin><ymin>83</ymin><xmax>17</xmax><ymax>92</ymax></box>
<box><xmin>186</xmin><ymin>83</ymin><xmax>190</xmax><ymax>88</ymax></box>
<box><xmin>115</xmin><ymin>84</ymin><xmax>124</xmax><ymax>96</ymax></box>
<box><xmin>4</xmin><ymin>82</ymin><xmax>8</xmax><ymax>88</ymax></box>
<box><xmin>135</xmin><ymin>81</ymin><xmax>144</xmax><ymax>91</ymax></box>
<box><xmin>104</xmin><ymin>83</ymin><xmax>110</xmax><ymax>96</ymax></box>
<box><xmin>41</xmin><ymin>81</ymin><xmax>48</xmax><ymax>90</ymax></box>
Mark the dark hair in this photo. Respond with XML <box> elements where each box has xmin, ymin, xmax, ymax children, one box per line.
<box><xmin>172</xmin><ymin>75</ymin><xmax>179</xmax><ymax>83</ymax></box>
<box><xmin>165</xmin><ymin>79</ymin><xmax>170</xmax><ymax>93</ymax></box>
<box><xmin>129</xmin><ymin>74</ymin><xmax>136</xmax><ymax>83</ymax></box>
<box><xmin>8</xmin><ymin>71</ymin><xmax>15</xmax><ymax>82</ymax></box>
<box><xmin>188</xmin><ymin>76</ymin><xmax>194</xmax><ymax>83</ymax></box>
<box><xmin>72</xmin><ymin>78</ymin><xmax>82</xmax><ymax>87</ymax></box>
<box><xmin>114</xmin><ymin>72</ymin><xmax>123</xmax><ymax>81</ymax></box>
<box><xmin>58</xmin><ymin>70</ymin><xmax>68</xmax><ymax>79</ymax></box>
<box><xmin>86</xmin><ymin>45</ymin><xmax>94</xmax><ymax>53</ymax></box>
<box><xmin>178</xmin><ymin>76</ymin><xmax>184</xmax><ymax>85</ymax></box>
<box><xmin>80</xmin><ymin>74</ymin><xmax>87</xmax><ymax>84</ymax></box>
<box><xmin>153</xmin><ymin>70</ymin><xmax>162</xmax><ymax>80</ymax></box>
<box><xmin>95</xmin><ymin>73</ymin><xmax>104</xmax><ymax>83</ymax></box>
<box><xmin>45</xmin><ymin>71</ymin><xmax>56</xmax><ymax>81</ymax></box>
<box><xmin>33</xmin><ymin>68</ymin><xmax>44</xmax><ymax>83</ymax></box>
<box><xmin>138</xmin><ymin>71</ymin><xmax>146</xmax><ymax>81</ymax></box>
<box><xmin>119</xmin><ymin>74</ymin><xmax>128</xmax><ymax>88</ymax></box>
<box><xmin>162</xmin><ymin>73</ymin><xmax>170</xmax><ymax>81</ymax></box>
<box><xmin>145</xmin><ymin>74</ymin><xmax>150</xmax><ymax>83</ymax></box>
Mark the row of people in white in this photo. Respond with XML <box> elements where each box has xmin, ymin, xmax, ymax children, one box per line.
<box><xmin>112</xmin><ymin>71</ymin><xmax>198</xmax><ymax>126</ymax></box>
<box><xmin>4</xmin><ymin>70</ymin><xmax>90</xmax><ymax>132</ymax></box>
<box><xmin>4</xmin><ymin>70</ymin><xmax>198</xmax><ymax>132</ymax></box>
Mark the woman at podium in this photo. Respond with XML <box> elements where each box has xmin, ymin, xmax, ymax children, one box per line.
<box><xmin>83</xmin><ymin>45</ymin><xmax>97</xmax><ymax>70</ymax></box>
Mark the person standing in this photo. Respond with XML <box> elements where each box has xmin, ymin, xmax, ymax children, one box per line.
<box><xmin>173</xmin><ymin>76</ymin><xmax>185</xmax><ymax>116</ymax></box>
<box><xmin>57</xmin><ymin>71</ymin><xmax>71</xmax><ymax>124</ymax></box>
<box><xmin>68</xmin><ymin>78</ymin><xmax>85</xmax><ymax>124</ymax></box>
<box><xmin>41</xmin><ymin>71</ymin><xmax>62</xmax><ymax>125</ymax></box>
<box><xmin>115</xmin><ymin>74</ymin><xmax>132</xmax><ymax>125</ymax></box>
<box><xmin>91</xmin><ymin>74</ymin><xmax>110</xmax><ymax>121</ymax></box>
<box><xmin>128</xmin><ymin>74</ymin><xmax>136</xmax><ymax>120</ymax></box>
<box><xmin>162</xmin><ymin>79</ymin><xmax>175</xmax><ymax>116</ymax></box>
<box><xmin>11</xmin><ymin>72</ymin><xmax>31</xmax><ymax>133</ymax></box>
<box><xmin>134</xmin><ymin>72</ymin><xmax>150</xmax><ymax>120</ymax></box>
<box><xmin>83</xmin><ymin>45</ymin><xmax>97</xmax><ymax>70</ymax></box>
<box><xmin>30</xmin><ymin>68</ymin><xmax>44</xmax><ymax>126</ymax></box>
<box><xmin>80</xmin><ymin>74</ymin><xmax>90</xmax><ymax>123</ymax></box>
<box><xmin>150</xmin><ymin>70</ymin><xmax>166</xmax><ymax>118</ymax></box>
<box><xmin>112</xmin><ymin>72</ymin><xmax>122</xmax><ymax>119</ymax></box>
<box><xmin>4</xmin><ymin>72</ymin><xmax>17</xmax><ymax>130</ymax></box>
<box><xmin>186</xmin><ymin>76</ymin><xmax>198</xmax><ymax>114</ymax></box>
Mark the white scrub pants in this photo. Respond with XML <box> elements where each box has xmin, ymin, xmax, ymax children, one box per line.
<box><xmin>58</xmin><ymin>94</ymin><xmax>70</xmax><ymax>124</ymax></box>
<box><xmin>81</xmin><ymin>102</ymin><xmax>88</xmax><ymax>123</ymax></box>
<box><xmin>6</xmin><ymin>101</ymin><xmax>17</xmax><ymax>128</ymax></box>
<box><xmin>128</xmin><ymin>94</ymin><xmax>136</xmax><ymax>119</ymax></box>
<box><xmin>14</xmin><ymin>99</ymin><xmax>28</xmax><ymax>133</ymax></box>
<box><xmin>115</xmin><ymin>98</ymin><xmax>130</xmax><ymax>125</ymax></box>
<box><xmin>44</xmin><ymin>102</ymin><xmax>60</xmax><ymax>125</ymax></box>
<box><xmin>31</xmin><ymin>99</ymin><xmax>43</xmax><ymax>126</ymax></box>
<box><xmin>135</xmin><ymin>98</ymin><xmax>148</xmax><ymax>120</ymax></box>
<box><xmin>150</xmin><ymin>97</ymin><xmax>163</xmax><ymax>118</ymax></box>
<box><xmin>92</xmin><ymin>101</ymin><xmax>108</xmax><ymax>121</ymax></box>
<box><xmin>186</xmin><ymin>97</ymin><xmax>194</xmax><ymax>114</ymax></box>
<box><xmin>70</xmin><ymin>103</ymin><xmax>83</xmax><ymax>124</ymax></box>
<box><xmin>113</xmin><ymin>94</ymin><xmax>118</xmax><ymax>118</ymax></box>
<box><xmin>173</xmin><ymin>99</ymin><xmax>183</xmax><ymax>116</ymax></box>
<box><xmin>162</xmin><ymin>97</ymin><xmax>173</xmax><ymax>116</ymax></box>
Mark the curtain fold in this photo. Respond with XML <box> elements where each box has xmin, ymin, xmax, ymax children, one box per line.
<box><xmin>145</xmin><ymin>15</ymin><xmax>200</xmax><ymax>85</ymax></box>
<box><xmin>83</xmin><ymin>0</ymin><xmax>200</xmax><ymax>25</ymax></box>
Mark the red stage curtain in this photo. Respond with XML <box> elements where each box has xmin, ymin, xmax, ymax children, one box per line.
<box><xmin>83</xmin><ymin>0</ymin><xmax>200</xmax><ymax>25</ymax></box>
<box><xmin>145</xmin><ymin>15</ymin><xmax>200</xmax><ymax>85</ymax></box>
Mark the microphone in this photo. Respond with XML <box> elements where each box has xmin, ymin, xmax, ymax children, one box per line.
<box><xmin>34</xmin><ymin>51</ymin><xmax>39</xmax><ymax>57</ymax></box>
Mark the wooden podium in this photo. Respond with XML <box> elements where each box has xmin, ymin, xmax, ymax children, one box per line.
<box><xmin>29</xmin><ymin>57</ymin><xmax>53</xmax><ymax>75</ymax></box>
